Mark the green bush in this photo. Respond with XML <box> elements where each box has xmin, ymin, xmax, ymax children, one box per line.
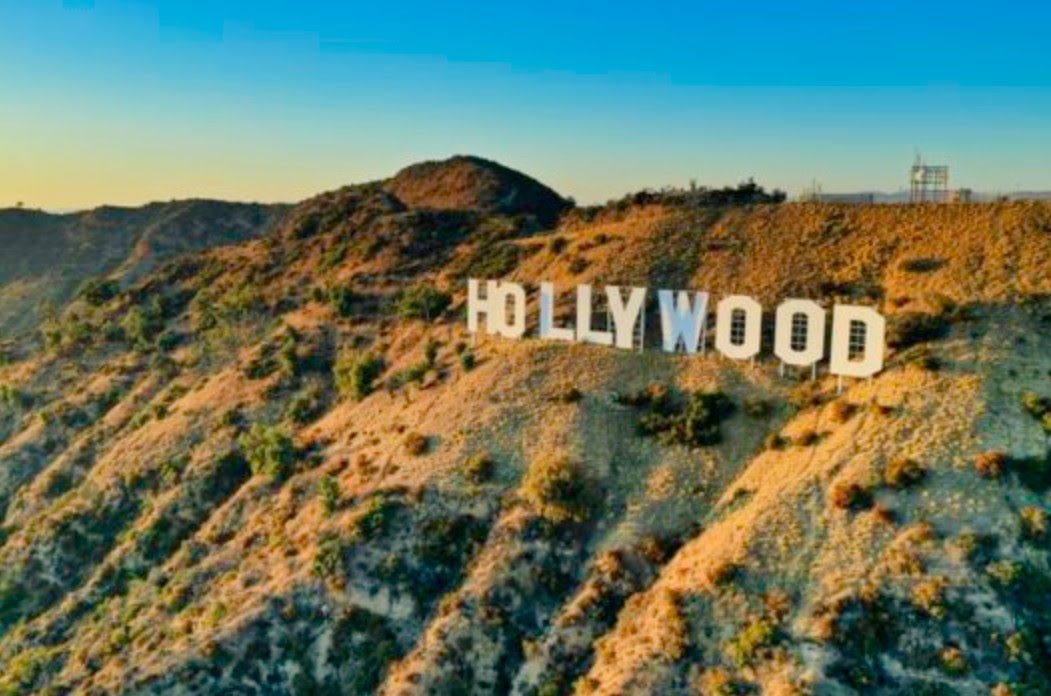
<box><xmin>217</xmin><ymin>282</ymin><xmax>262</xmax><ymax>319</ymax></box>
<box><xmin>239</xmin><ymin>424</ymin><xmax>296</xmax><ymax>480</ymax></box>
<box><xmin>155</xmin><ymin>331</ymin><xmax>180</xmax><ymax>352</ymax></box>
<box><xmin>637</xmin><ymin>390</ymin><xmax>735</xmax><ymax>448</ymax></box>
<box><xmin>424</xmin><ymin>338</ymin><xmax>440</xmax><ymax>366</ymax></box>
<box><xmin>1022</xmin><ymin>392</ymin><xmax>1051</xmax><ymax>420</ymax></box>
<box><xmin>189</xmin><ymin>298</ymin><xmax>218</xmax><ymax>332</ymax></box>
<box><xmin>462</xmin><ymin>453</ymin><xmax>495</xmax><ymax>484</ymax></box>
<box><xmin>1009</xmin><ymin>454</ymin><xmax>1051</xmax><ymax>493</ymax></box>
<box><xmin>388</xmin><ymin>362</ymin><xmax>428</xmax><ymax>389</ymax></box>
<box><xmin>285</xmin><ymin>386</ymin><xmax>324</xmax><ymax>424</ymax></box>
<box><xmin>121</xmin><ymin>306</ymin><xmax>159</xmax><ymax>347</ymax></box>
<box><xmin>1020</xmin><ymin>506</ymin><xmax>1048</xmax><ymax>541</ymax></box>
<box><xmin>335</xmin><ymin>351</ymin><xmax>385</xmax><ymax>401</ymax></box>
<box><xmin>460</xmin><ymin>241</ymin><xmax>519</xmax><ymax>279</ymax></box>
<box><xmin>312</xmin><ymin>534</ymin><xmax>345</xmax><ymax>578</ymax></box>
<box><xmin>520</xmin><ymin>453</ymin><xmax>598</xmax><ymax>523</ymax></box>
<box><xmin>725</xmin><ymin>618</ymin><xmax>777</xmax><ymax>668</ymax></box>
<box><xmin>159</xmin><ymin>455</ymin><xmax>189</xmax><ymax>487</ymax></box>
<box><xmin>318</xmin><ymin>475</ymin><xmax>340</xmax><ymax>516</ymax></box>
<box><xmin>327</xmin><ymin>286</ymin><xmax>355</xmax><ymax>317</ymax></box>
<box><xmin>938</xmin><ymin>646</ymin><xmax>968</xmax><ymax>676</ymax></box>
<box><xmin>78</xmin><ymin>277</ymin><xmax>120</xmax><ymax>306</ymax></box>
<box><xmin>219</xmin><ymin>407</ymin><xmax>243</xmax><ymax>429</ymax></box>
<box><xmin>348</xmin><ymin>494</ymin><xmax>401</xmax><ymax>543</ymax></box>
<box><xmin>320</xmin><ymin>242</ymin><xmax>348</xmax><ymax>270</ymax></box>
<box><xmin>2</xmin><ymin>646</ymin><xmax>51</xmax><ymax>692</ymax></box>
<box><xmin>986</xmin><ymin>560</ymin><xmax>1023</xmax><ymax>590</ymax></box>
<box><xmin>0</xmin><ymin>385</ymin><xmax>31</xmax><ymax>411</ymax></box>
<box><xmin>395</xmin><ymin>286</ymin><xmax>451</xmax><ymax>320</ymax></box>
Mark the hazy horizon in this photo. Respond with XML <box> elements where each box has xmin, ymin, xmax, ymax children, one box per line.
<box><xmin>4</xmin><ymin>1</ymin><xmax>1051</xmax><ymax>210</ymax></box>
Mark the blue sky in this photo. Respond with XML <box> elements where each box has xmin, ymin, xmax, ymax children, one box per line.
<box><xmin>2</xmin><ymin>0</ymin><xmax>1051</xmax><ymax>209</ymax></box>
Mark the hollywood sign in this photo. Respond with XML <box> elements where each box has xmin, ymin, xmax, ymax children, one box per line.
<box><xmin>466</xmin><ymin>279</ymin><xmax>886</xmax><ymax>378</ymax></box>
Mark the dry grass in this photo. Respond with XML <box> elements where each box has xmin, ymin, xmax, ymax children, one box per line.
<box><xmin>4</xmin><ymin>195</ymin><xmax>1051</xmax><ymax>695</ymax></box>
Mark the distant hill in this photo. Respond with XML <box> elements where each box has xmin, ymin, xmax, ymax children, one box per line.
<box><xmin>0</xmin><ymin>159</ymin><xmax>1050</xmax><ymax>694</ymax></box>
<box><xmin>0</xmin><ymin>200</ymin><xmax>288</xmax><ymax>339</ymax></box>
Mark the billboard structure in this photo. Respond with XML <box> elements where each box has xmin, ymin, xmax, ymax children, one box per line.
<box><xmin>910</xmin><ymin>154</ymin><xmax>950</xmax><ymax>203</ymax></box>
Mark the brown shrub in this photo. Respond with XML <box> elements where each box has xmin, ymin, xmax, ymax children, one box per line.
<box><xmin>692</xmin><ymin>667</ymin><xmax>744</xmax><ymax>696</ymax></box>
<box><xmin>939</xmin><ymin>645</ymin><xmax>968</xmax><ymax>676</ymax></box>
<box><xmin>911</xmin><ymin>576</ymin><xmax>948</xmax><ymax>618</ymax></box>
<box><xmin>403</xmin><ymin>432</ymin><xmax>429</xmax><ymax>456</ymax></box>
<box><xmin>828</xmin><ymin>400</ymin><xmax>857</xmax><ymax>424</ymax></box>
<box><xmin>796</xmin><ymin>430</ymin><xmax>820</xmax><ymax>447</ymax></box>
<box><xmin>870</xmin><ymin>402</ymin><xmax>895</xmax><ymax>417</ymax></box>
<box><xmin>974</xmin><ymin>450</ymin><xmax>1007</xmax><ymax>479</ymax></box>
<box><xmin>884</xmin><ymin>547</ymin><xmax>925</xmax><ymax>576</ymax></box>
<box><xmin>555</xmin><ymin>385</ymin><xmax>583</xmax><ymax>403</ymax></box>
<box><xmin>764</xmin><ymin>432</ymin><xmax>788</xmax><ymax>451</ymax></box>
<box><xmin>708</xmin><ymin>559</ymin><xmax>742</xmax><ymax>586</ymax></box>
<box><xmin>1020</xmin><ymin>506</ymin><xmax>1048</xmax><ymax>540</ymax></box>
<box><xmin>638</xmin><ymin>536</ymin><xmax>669</xmax><ymax>565</ymax></box>
<box><xmin>872</xmin><ymin>504</ymin><xmax>897</xmax><ymax>525</ymax></box>
<box><xmin>884</xmin><ymin>457</ymin><xmax>927</xmax><ymax>489</ymax></box>
<box><xmin>830</xmin><ymin>481</ymin><xmax>874</xmax><ymax>511</ymax></box>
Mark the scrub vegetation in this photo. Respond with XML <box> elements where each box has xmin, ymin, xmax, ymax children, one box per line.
<box><xmin>0</xmin><ymin>156</ymin><xmax>1049</xmax><ymax>694</ymax></box>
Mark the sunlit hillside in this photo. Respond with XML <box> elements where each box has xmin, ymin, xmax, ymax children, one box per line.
<box><xmin>0</xmin><ymin>157</ymin><xmax>1049</xmax><ymax>696</ymax></box>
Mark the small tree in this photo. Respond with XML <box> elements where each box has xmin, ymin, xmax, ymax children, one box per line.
<box><xmin>78</xmin><ymin>277</ymin><xmax>121</xmax><ymax>306</ymax></box>
<box><xmin>239</xmin><ymin>424</ymin><xmax>296</xmax><ymax>480</ymax></box>
<box><xmin>334</xmin><ymin>351</ymin><xmax>384</xmax><ymax>401</ymax></box>
<box><xmin>424</xmin><ymin>338</ymin><xmax>440</xmax><ymax>366</ymax></box>
<box><xmin>520</xmin><ymin>453</ymin><xmax>598</xmax><ymax>523</ymax></box>
<box><xmin>318</xmin><ymin>475</ymin><xmax>340</xmax><ymax>516</ymax></box>
<box><xmin>121</xmin><ymin>306</ymin><xmax>157</xmax><ymax>348</ymax></box>
<box><xmin>395</xmin><ymin>286</ymin><xmax>451</xmax><ymax>321</ymax></box>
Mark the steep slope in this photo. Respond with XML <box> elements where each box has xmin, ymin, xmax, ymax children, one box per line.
<box><xmin>0</xmin><ymin>166</ymin><xmax>1049</xmax><ymax>696</ymax></box>
<box><xmin>0</xmin><ymin>200</ymin><xmax>288</xmax><ymax>340</ymax></box>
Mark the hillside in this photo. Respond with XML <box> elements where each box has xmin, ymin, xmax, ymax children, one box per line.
<box><xmin>0</xmin><ymin>200</ymin><xmax>289</xmax><ymax>340</ymax></box>
<box><xmin>0</xmin><ymin>159</ymin><xmax>1050</xmax><ymax>695</ymax></box>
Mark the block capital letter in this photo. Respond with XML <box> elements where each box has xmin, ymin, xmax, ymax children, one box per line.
<box><xmin>829</xmin><ymin>305</ymin><xmax>886</xmax><ymax>378</ymax></box>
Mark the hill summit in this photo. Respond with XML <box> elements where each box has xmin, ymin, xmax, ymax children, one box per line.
<box><xmin>385</xmin><ymin>155</ymin><xmax>571</xmax><ymax>226</ymax></box>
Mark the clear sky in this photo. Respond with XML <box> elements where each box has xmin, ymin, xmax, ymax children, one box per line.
<box><xmin>3</xmin><ymin>0</ymin><xmax>1051</xmax><ymax>210</ymax></box>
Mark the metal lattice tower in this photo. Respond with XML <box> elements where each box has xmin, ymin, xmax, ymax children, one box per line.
<box><xmin>910</xmin><ymin>153</ymin><xmax>949</xmax><ymax>203</ymax></box>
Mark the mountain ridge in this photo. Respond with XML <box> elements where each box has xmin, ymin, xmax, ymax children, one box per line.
<box><xmin>0</xmin><ymin>158</ymin><xmax>1049</xmax><ymax>695</ymax></box>
<box><xmin>0</xmin><ymin>200</ymin><xmax>290</xmax><ymax>340</ymax></box>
